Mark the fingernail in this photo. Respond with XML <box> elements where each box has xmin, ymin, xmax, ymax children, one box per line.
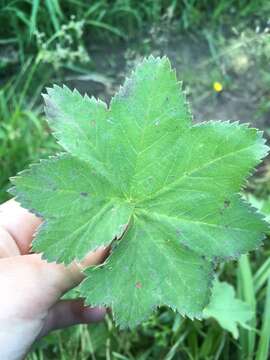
<box><xmin>83</xmin><ymin>306</ymin><xmax>107</xmax><ymax>323</ymax></box>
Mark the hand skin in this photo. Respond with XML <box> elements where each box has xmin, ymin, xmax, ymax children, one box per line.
<box><xmin>0</xmin><ymin>199</ymin><xmax>108</xmax><ymax>360</ymax></box>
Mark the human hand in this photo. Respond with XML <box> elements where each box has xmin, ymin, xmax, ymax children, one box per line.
<box><xmin>0</xmin><ymin>199</ymin><xmax>108</xmax><ymax>360</ymax></box>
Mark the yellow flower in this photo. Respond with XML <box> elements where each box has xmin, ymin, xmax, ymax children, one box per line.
<box><xmin>213</xmin><ymin>81</ymin><xmax>223</xmax><ymax>92</ymax></box>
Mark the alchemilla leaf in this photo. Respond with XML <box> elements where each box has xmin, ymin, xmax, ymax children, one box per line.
<box><xmin>203</xmin><ymin>279</ymin><xmax>254</xmax><ymax>339</ymax></box>
<box><xmin>11</xmin><ymin>56</ymin><xmax>269</xmax><ymax>328</ymax></box>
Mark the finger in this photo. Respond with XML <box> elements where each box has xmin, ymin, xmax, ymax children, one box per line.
<box><xmin>62</xmin><ymin>246</ymin><xmax>110</xmax><ymax>293</ymax></box>
<box><xmin>0</xmin><ymin>251</ymin><xmax>107</xmax><ymax>322</ymax></box>
<box><xmin>0</xmin><ymin>247</ymin><xmax>109</xmax><ymax>313</ymax></box>
<box><xmin>0</xmin><ymin>199</ymin><xmax>110</xmax><ymax>296</ymax></box>
<box><xmin>0</xmin><ymin>254</ymin><xmax>80</xmax><ymax>315</ymax></box>
<box><xmin>75</xmin><ymin>246</ymin><xmax>110</xmax><ymax>272</ymax></box>
<box><xmin>0</xmin><ymin>199</ymin><xmax>41</xmax><ymax>254</ymax></box>
<box><xmin>39</xmin><ymin>300</ymin><xmax>106</xmax><ymax>337</ymax></box>
<box><xmin>0</xmin><ymin>199</ymin><xmax>110</xmax><ymax>265</ymax></box>
<box><xmin>0</xmin><ymin>227</ymin><xmax>20</xmax><ymax>258</ymax></box>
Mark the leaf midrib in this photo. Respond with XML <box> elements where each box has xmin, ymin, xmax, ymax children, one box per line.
<box><xmin>135</xmin><ymin>208</ymin><xmax>260</xmax><ymax>235</ymax></box>
<box><xmin>135</xmin><ymin>138</ymin><xmax>259</xmax><ymax>204</ymax></box>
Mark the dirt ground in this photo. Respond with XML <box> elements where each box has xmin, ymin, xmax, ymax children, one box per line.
<box><xmin>64</xmin><ymin>29</ymin><xmax>270</xmax><ymax>133</ymax></box>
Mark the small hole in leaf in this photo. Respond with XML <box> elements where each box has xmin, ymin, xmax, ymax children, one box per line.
<box><xmin>224</xmin><ymin>200</ymin><xmax>231</xmax><ymax>208</ymax></box>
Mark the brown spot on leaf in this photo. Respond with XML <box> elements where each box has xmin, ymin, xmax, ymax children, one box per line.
<box><xmin>135</xmin><ymin>282</ymin><xmax>142</xmax><ymax>289</ymax></box>
<box><xmin>80</xmin><ymin>192</ymin><xmax>88</xmax><ymax>197</ymax></box>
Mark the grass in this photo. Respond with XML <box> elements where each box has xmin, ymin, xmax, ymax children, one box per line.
<box><xmin>1</xmin><ymin>0</ymin><xmax>269</xmax><ymax>66</ymax></box>
<box><xmin>27</xmin><ymin>313</ymin><xmax>230</xmax><ymax>359</ymax></box>
<box><xmin>237</xmin><ymin>255</ymin><xmax>257</xmax><ymax>359</ymax></box>
<box><xmin>0</xmin><ymin>58</ymin><xmax>56</xmax><ymax>202</ymax></box>
<box><xmin>1</xmin><ymin>0</ymin><xmax>270</xmax><ymax>359</ymax></box>
<box><xmin>256</xmin><ymin>276</ymin><xmax>270</xmax><ymax>360</ymax></box>
<box><xmin>25</xmin><ymin>245</ymin><xmax>270</xmax><ymax>359</ymax></box>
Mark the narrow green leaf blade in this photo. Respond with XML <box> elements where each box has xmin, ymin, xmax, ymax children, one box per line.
<box><xmin>237</xmin><ymin>254</ymin><xmax>257</xmax><ymax>359</ymax></box>
<box><xmin>256</xmin><ymin>276</ymin><xmax>270</xmax><ymax>360</ymax></box>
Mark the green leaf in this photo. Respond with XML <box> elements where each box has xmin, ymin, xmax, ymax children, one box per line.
<box><xmin>203</xmin><ymin>279</ymin><xmax>254</xmax><ymax>339</ymax></box>
<box><xmin>10</xmin><ymin>56</ymin><xmax>269</xmax><ymax>327</ymax></box>
<box><xmin>12</xmin><ymin>154</ymin><xmax>133</xmax><ymax>263</ymax></box>
<box><xmin>247</xmin><ymin>194</ymin><xmax>270</xmax><ymax>223</ymax></box>
<box><xmin>261</xmin><ymin>198</ymin><xmax>270</xmax><ymax>222</ymax></box>
<box><xmin>82</xmin><ymin>218</ymin><xmax>214</xmax><ymax>327</ymax></box>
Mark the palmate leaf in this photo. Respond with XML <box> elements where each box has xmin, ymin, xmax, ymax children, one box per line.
<box><xmin>203</xmin><ymin>279</ymin><xmax>254</xmax><ymax>339</ymax></box>
<box><xmin>10</xmin><ymin>56</ymin><xmax>269</xmax><ymax>327</ymax></box>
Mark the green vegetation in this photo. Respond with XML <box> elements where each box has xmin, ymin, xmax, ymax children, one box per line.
<box><xmin>1</xmin><ymin>0</ymin><xmax>270</xmax><ymax>359</ymax></box>
<box><xmin>1</xmin><ymin>0</ymin><xmax>269</xmax><ymax>58</ymax></box>
<box><xmin>13</xmin><ymin>56</ymin><xmax>268</xmax><ymax>330</ymax></box>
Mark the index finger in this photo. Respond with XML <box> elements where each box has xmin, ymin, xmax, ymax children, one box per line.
<box><xmin>0</xmin><ymin>199</ymin><xmax>42</xmax><ymax>254</ymax></box>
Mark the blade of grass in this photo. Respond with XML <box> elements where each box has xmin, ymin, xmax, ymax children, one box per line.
<box><xmin>0</xmin><ymin>38</ymin><xmax>18</xmax><ymax>44</ymax></box>
<box><xmin>164</xmin><ymin>330</ymin><xmax>189</xmax><ymax>360</ymax></box>
<box><xmin>30</xmin><ymin>0</ymin><xmax>40</xmax><ymax>38</ymax></box>
<box><xmin>255</xmin><ymin>276</ymin><xmax>270</xmax><ymax>360</ymax></box>
<box><xmin>237</xmin><ymin>255</ymin><xmax>256</xmax><ymax>360</ymax></box>
<box><xmin>254</xmin><ymin>258</ymin><xmax>270</xmax><ymax>293</ymax></box>
<box><xmin>86</xmin><ymin>20</ymin><xmax>126</xmax><ymax>39</ymax></box>
<box><xmin>45</xmin><ymin>0</ymin><xmax>61</xmax><ymax>31</ymax></box>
